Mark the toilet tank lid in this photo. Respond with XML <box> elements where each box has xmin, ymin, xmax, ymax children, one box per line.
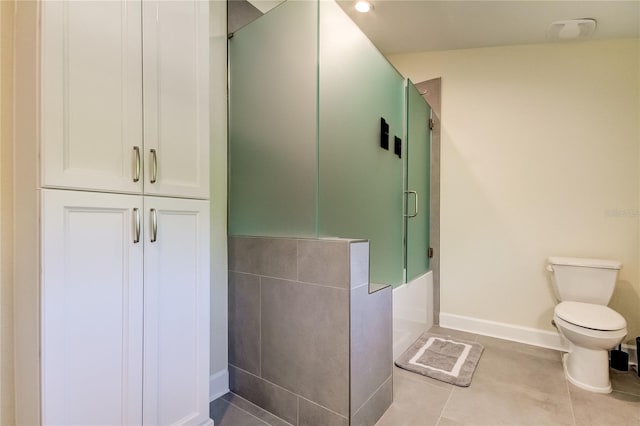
<box><xmin>548</xmin><ymin>257</ymin><xmax>622</xmax><ymax>270</ymax></box>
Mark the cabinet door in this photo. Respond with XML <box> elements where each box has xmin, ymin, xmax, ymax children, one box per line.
<box><xmin>41</xmin><ymin>189</ymin><xmax>144</xmax><ymax>425</ymax></box>
<box><xmin>41</xmin><ymin>1</ymin><xmax>143</xmax><ymax>194</ymax></box>
<box><xmin>143</xmin><ymin>197</ymin><xmax>211</xmax><ymax>426</ymax></box>
<box><xmin>143</xmin><ymin>1</ymin><xmax>209</xmax><ymax>199</ymax></box>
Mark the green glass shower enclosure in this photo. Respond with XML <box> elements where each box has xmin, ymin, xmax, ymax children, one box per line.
<box><xmin>229</xmin><ymin>0</ymin><xmax>429</xmax><ymax>286</ymax></box>
<box><xmin>405</xmin><ymin>80</ymin><xmax>431</xmax><ymax>282</ymax></box>
<box><xmin>318</xmin><ymin>1</ymin><xmax>404</xmax><ymax>286</ymax></box>
<box><xmin>228</xmin><ymin>0</ymin><xmax>318</xmax><ymax>237</ymax></box>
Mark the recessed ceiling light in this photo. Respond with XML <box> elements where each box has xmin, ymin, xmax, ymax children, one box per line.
<box><xmin>548</xmin><ymin>19</ymin><xmax>597</xmax><ymax>41</ymax></box>
<box><xmin>355</xmin><ymin>0</ymin><xmax>372</xmax><ymax>13</ymax></box>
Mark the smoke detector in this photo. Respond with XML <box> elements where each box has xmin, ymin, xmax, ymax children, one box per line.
<box><xmin>548</xmin><ymin>19</ymin><xmax>597</xmax><ymax>41</ymax></box>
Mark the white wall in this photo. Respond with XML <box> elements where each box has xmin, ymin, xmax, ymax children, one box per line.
<box><xmin>389</xmin><ymin>39</ymin><xmax>640</xmax><ymax>344</ymax></box>
<box><xmin>0</xmin><ymin>1</ymin><xmax>15</xmax><ymax>422</ymax></box>
<box><xmin>209</xmin><ymin>0</ymin><xmax>229</xmax><ymax>400</ymax></box>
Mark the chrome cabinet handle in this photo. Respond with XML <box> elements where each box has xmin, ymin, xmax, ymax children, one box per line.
<box><xmin>150</xmin><ymin>208</ymin><xmax>158</xmax><ymax>243</ymax></box>
<box><xmin>133</xmin><ymin>146</ymin><xmax>141</xmax><ymax>182</ymax></box>
<box><xmin>133</xmin><ymin>208</ymin><xmax>141</xmax><ymax>243</ymax></box>
<box><xmin>404</xmin><ymin>190</ymin><xmax>418</xmax><ymax>218</ymax></box>
<box><xmin>150</xmin><ymin>149</ymin><xmax>158</xmax><ymax>184</ymax></box>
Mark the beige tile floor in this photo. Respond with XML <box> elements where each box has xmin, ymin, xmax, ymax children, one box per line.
<box><xmin>211</xmin><ymin>326</ymin><xmax>640</xmax><ymax>426</ymax></box>
<box><xmin>378</xmin><ymin>326</ymin><xmax>640</xmax><ymax>426</ymax></box>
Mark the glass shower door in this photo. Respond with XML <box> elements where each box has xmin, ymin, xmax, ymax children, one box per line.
<box><xmin>405</xmin><ymin>80</ymin><xmax>431</xmax><ymax>281</ymax></box>
<box><xmin>318</xmin><ymin>0</ymin><xmax>405</xmax><ymax>286</ymax></box>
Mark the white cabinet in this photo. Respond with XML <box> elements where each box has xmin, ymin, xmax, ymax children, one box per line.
<box><xmin>14</xmin><ymin>1</ymin><xmax>212</xmax><ymax>425</ymax></box>
<box><xmin>143</xmin><ymin>1</ymin><xmax>210</xmax><ymax>199</ymax></box>
<box><xmin>143</xmin><ymin>197</ymin><xmax>210</xmax><ymax>425</ymax></box>
<box><xmin>41</xmin><ymin>190</ymin><xmax>144</xmax><ymax>425</ymax></box>
<box><xmin>41</xmin><ymin>1</ymin><xmax>144</xmax><ymax>194</ymax></box>
<box><xmin>39</xmin><ymin>191</ymin><xmax>211</xmax><ymax>426</ymax></box>
<box><xmin>40</xmin><ymin>0</ymin><xmax>210</xmax><ymax>199</ymax></box>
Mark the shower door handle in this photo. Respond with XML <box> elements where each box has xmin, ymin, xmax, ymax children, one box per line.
<box><xmin>404</xmin><ymin>191</ymin><xmax>418</xmax><ymax>218</ymax></box>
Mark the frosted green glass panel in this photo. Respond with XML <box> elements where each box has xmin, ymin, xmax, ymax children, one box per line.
<box><xmin>228</xmin><ymin>0</ymin><xmax>318</xmax><ymax>237</ymax></box>
<box><xmin>318</xmin><ymin>1</ymin><xmax>405</xmax><ymax>286</ymax></box>
<box><xmin>405</xmin><ymin>81</ymin><xmax>431</xmax><ymax>281</ymax></box>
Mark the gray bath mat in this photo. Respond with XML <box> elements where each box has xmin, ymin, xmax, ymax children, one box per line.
<box><xmin>395</xmin><ymin>332</ymin><xmax>484</xmax><ymax>387</ymax></box>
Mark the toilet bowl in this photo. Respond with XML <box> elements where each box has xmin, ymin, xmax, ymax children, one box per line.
<box><xmin>553</xmin><ymin>302</ymin><xmax>627</xmax><ymax>393</ymax></box>
<box><xmin>547</xmin><ymin>257</ymin><xmax>628</xmax><ymax>394</ymax></box>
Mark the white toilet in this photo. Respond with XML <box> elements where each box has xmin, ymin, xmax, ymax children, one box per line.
<box><xmin>547</xmin><ymin>257</ymin><xmax>627</xmax><ymax>394</ymax></box>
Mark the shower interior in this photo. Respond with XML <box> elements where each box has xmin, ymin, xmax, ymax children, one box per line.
<box><xmin>227</xmin><ymin>0</ymin><xmax>433</xmax><ymax>423</ymax></box>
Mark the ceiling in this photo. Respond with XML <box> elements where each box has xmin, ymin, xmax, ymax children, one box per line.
<box><xmin>337</xmin><ymin>0</ymin><xmax>640</xmax><ymax>55</ymax></box>
<box><xmin>240</xmin><ymin>1</ymin><xmax>640</xmax><ymax>55</ymax></box>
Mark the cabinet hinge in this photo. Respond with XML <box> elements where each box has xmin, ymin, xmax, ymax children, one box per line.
<box><xmin>428</xmin><ymin>118</ymin><xmax>434</xmax><ymax>130</ymax></box>
<box><xmin>428</xmin><ymin>247</ymin><xmax>434</xmax><ymax>258</ymax></box>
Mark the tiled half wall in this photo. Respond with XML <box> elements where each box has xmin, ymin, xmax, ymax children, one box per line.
<box><xmin>228</xmin><ymin>236</ymin><xmax>393</xmax><ymax>425</ymax></box>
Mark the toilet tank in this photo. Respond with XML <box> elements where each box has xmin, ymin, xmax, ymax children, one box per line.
<box><xmin>547</xmin><ymin>257</ymin><xmax>622</xmax><ymax>304</ymax></box>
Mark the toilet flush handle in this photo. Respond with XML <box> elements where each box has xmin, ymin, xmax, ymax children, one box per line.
<box><xmin>545</xmin><ymin>264</ymin><xmax>554</xmax><ymax>272</ymax></box>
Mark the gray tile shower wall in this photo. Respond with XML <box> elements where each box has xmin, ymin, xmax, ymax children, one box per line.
<box><xmin>261</xmin><ymin>275</ymin><xmax>349</xmax><ymax>415</ymax></box>
<box><xmin>227</xmin><ymin>236</ymin><xmax>393</xmax><ymax>425</ymax></box>
<box><xmin>228</xmin><ymin>271</ymin><xmax>261</xmax><ymax>375</ymax></box>
<box><xmin>349</xmin><ymin>257</ymin><xmax>393</xmax><ymax>416</ymax></box>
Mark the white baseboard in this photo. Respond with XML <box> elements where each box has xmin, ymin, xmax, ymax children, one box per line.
<box><xmin>209</xmin><ymin>369</ymin><xmax>229</xmax><ymax>402</ymax></box>
<box><xmin>440</xmin><ymin>312</ymin><xmax>570</xmax><ymax>351</ymax></box>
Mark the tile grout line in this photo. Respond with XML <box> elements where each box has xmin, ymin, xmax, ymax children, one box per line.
<box><xmin>260</xmin><ymin>273</ymin><xmax>350</xmax><ymax>291</ymax></box>
<box><xmin>297</xmin><ymin>395</ymin><xmax>349</xmax><ymax>421</ymax></box>
<box><xmin>294</xmin><ymin>278</ymin><xmax>350</xmax><ymax>290</ymax></box>
<box><xmin>353</xmin><ymin>375</ymin><xmax>392</xmax><ymax>418</ymax></box>
<box><xmin>225</xmin><ymin>391</ymin><xmax>295</xmax><ymax>426</ymax></box>
<box><xmin>223</xmin><ymin>398</ymin><xmax>273</xmax><ymax>426</ymax></box>
<box><xmin>434</xmin><ymin>385</ymin><xmax>454</xmax><ymax>426</ymax></box>
<box><xmin>229</xmin><ymin>270</ymin><xmax>261</xmax><ymax>278</ymax></box>
<box><xmin>230</xmin><ymin>364</ymin><xmax>300</xmax><ymax>397</ymax></box>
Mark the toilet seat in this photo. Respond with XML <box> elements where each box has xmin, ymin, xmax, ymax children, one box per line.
<box><xmin>554</xmin><ymin>315</ymin><xmax>628</xmax><ymax>341</ymax></box>
<box><xmin>555</xmin><ymin>301</ymin><xmax>626</xmax><ymax>331</ymax></box>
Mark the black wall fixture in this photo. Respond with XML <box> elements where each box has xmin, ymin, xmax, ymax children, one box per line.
<box><xmin>380</xmin><ymin>117</ymin><xmax>389</xmax><ymax>150</ymax></box>
<box><xmin>394</xmin><ymin>136</ymin><xmax>402</xmax><ymax>158</ymax></box>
